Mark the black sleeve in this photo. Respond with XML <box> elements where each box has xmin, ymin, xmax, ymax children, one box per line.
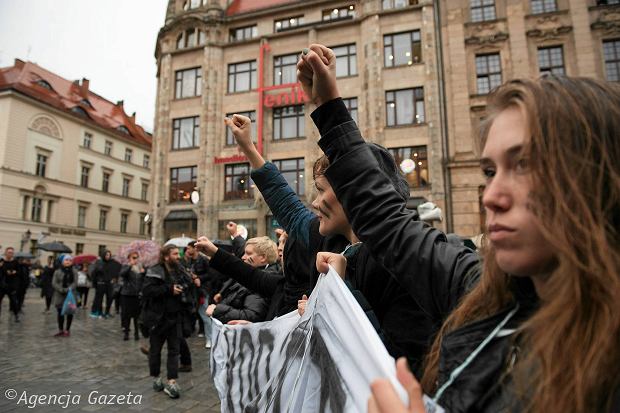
<box><xmin>213</xmin><ymin>293</ymin><xmax>268</xmax><ymax>323</ymax></box>
<box><xmin>231</xmin><ymin>235</ymin><xmax>246</xmax><ymax>258</ymax></box>
<box><xmin>314</xmin><ymin>113</ymin><xmax>481</xmax><ymax>319</ymax></box>
<box><xmin>210</xmin><ymin>249</ymin><xmax>283</xmax><ymax>297</ymax></box>
<box><xmin>141</xmin><ymin>276</ymin><xmax>169</xmax><ymax>300</ymax></box>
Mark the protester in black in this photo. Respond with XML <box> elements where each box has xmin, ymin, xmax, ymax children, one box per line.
<box><xmin>90</xmin><ymin>250</ymin><xmax>120</xmax><ymax>319</ymax></box>
<box><xmin>0</xmin><ymin>247</ymin><xmax>22</xmax><ymax>322</ymax></box>
<box><xmin>40</xmin><ymin>256</ymin><xmax>55</xmax><ymax>313</ymax></box>
<box><xmin>120</xmin><ymin>253</ymin><xmax>144</xmax><ymax>341</ymax></box>
<box><xmin>141</xmin><ymin>245</ymin><xmax>194</xmax><ymax>399</ymax></box>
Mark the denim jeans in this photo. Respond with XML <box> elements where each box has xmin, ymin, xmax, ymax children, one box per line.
<box><xmin>198</xmin><ymin>300</ymin><xmax>213</xmax><ymax>344</ymax></box>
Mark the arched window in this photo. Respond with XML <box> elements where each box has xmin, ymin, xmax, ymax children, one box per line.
<box><xmin>117</xmin><ymin>125</ymin><xmax>130</xmax><ymax>135</ymax></box>
<box><xmin>176</xmin><ymin>33</ymin><xmax>184</xmax><ymax>49</ymax></box>
<box><xmin>80</xmin><ymin>99</ymin><xmax>93</xmax><ymax>108</ymax></box>
<box><xmin>36</xmin><ymin>79</ymin><xmax>53</xmax><ymax>90</ymax></box>
<box><xmin>183</xmin><ymin>0</ymin><xmax>205</xmax><ymax>10</ymax></box>
<box><xmin>30</xmin><ymin>116</ymin><xmax>61</xmax><ymax>139</ymax></box>
<box><xmin>71</xmin><ymin>106</ymin><xmax>89</xmax><ymax>118</ymax></box>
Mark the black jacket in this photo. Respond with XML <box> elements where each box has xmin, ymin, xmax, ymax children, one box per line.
<box><xmin>141</xmin><ymin>263</ymin><xmax>194</xmax><ymax>335</ymax></box>
<box><xmin>92</xmin><ymin>256</ymin><xmax>121</xmax><ymax>285</ymax></box>
<box><xmin>212</xmin><ymin>279</ymin><xmax>268</xmax><ymax>324</ymax></box>
<box><xmin>313</xmin><ymin>98</ymin><xmax>531</xmax><ymax>412</ymax></box>
<box><xmin>210</xmin><ymin>248</ymin><xmax>284</xmax><ymax>320</ymax></box>
<box><xmin>119</xmin><ymin>265</ymin><xmax>144</xmax><ymax>296</ymax></box>
<box><xmin>231</xmin><ymin>235</ymin><xmax>246</xmax><ymax>258</ymax></box>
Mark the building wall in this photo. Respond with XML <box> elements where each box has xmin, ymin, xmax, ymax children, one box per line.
<box><xmin>440</xmin><ymin>0</ymin><xmax>620</xmax><ymax>236</ymax></box>
<box><xmin>153</xmin><ymin>0</ymin><xmax>447</xmax><ymax>241</ymax></box>
<box><xmin>0</xmin><ymin>92</ymin><xmax>152</xmax><ymax>257</ymax></box>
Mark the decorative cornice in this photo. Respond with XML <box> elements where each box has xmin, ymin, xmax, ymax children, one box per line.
<box><xmin>591</xmin><ymin>9</ymin><xmax>620</xmax><ymax>34</ymax></box>
<box><xmin>526</xmin><ymin>25</ymin><xmax>572</xmax><ymax>40</ymax></box>
<box><xmin>465</xmin><ymin>31</ymin><xmax>509</xmax><ymax>46</ymax></box>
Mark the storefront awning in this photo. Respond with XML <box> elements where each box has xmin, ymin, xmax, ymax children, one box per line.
<box><xmin>164</xmin><ymin>209</ymin><xmax>197</xmax><ymax>221</ymax></box>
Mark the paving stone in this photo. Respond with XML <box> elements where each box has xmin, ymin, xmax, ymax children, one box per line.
<box><xmin>0</xmin><ymin>290</ymin><xmax>222</xmax><ymax>412</ymax></box>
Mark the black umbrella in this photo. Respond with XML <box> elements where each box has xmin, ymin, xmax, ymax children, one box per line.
<box><xmin>37</xmin><ymin>242</ymin><xmax>72</xmax><ymax>253</ymax></box>
<box><xmin>15</xmin><ymin>251</ymin><xmax>35</xmax><ymax>259</ymax></box>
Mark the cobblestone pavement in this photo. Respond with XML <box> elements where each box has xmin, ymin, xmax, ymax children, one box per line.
<box><xmin>0</xmin><ymin>289</ymin><xmax>221</xmax><ymax>412</ymax></box>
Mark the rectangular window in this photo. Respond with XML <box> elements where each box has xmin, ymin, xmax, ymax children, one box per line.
<box><xmin>122</xmin><ymin>178</ymin><xmax>131</xmax><ymax>197</ymax></box>
<box><xmin>175</xmin><ymin>67</ymin><xmax>202</xmax><ymax>99</ymax></box>
<box><xmin>99</xmin><ymin>209</ymin><xmax>107</xmax><ymax>231</ymax></box>
<box><xmin>333</xmin><ymin>44</ymin><xmax>357</xmax><ymax>77</ymax></box>
<box><xmin>538</xmin><ymin>45</ymin><xmax>565</xmax><ymax>75</ymax></box>
<box><xmin>471</xmin><ymin>0</ymin><xmax>496</xmax><ymax>22</ymax></box>
<box><xmin>141</xmin><ymin>182</ymin><xmax>149</xmax><ymax>201</ymax></box>
<box><xmin>78</xmin><ymin>205</ymin><xmax>87</xmax><ymax>228</ymax></box>
<box><xmin>47</xmin><ymin>200</ymin><xmax>53</xmax><ymax>223</ymax></box>
<box><xmin>229</xmin><ymin>25</ymin><xmax>257</xmax><ymax>42</ymax></box>
<box><xmin>343</xmin><ymin>97</ymin><xmax>358</xmax><ymax>123</ymax></box>
<box><xmin>531</xmin><ymin>0</ymin><xmax>557</xmax><ymax>14</ymax></box>
<box><xmin>603</xmin><ymin>39</ymin><xmax>620</xmax><ymax>82</ymax></box>
<box><xmin>104</xmin><ymin>141</ymin><xmax>113</xmax><ymax>156</ymax></box>
<box><xmin>224</xmin><ymin>163</ymin><xmax>253</xmax><ymax>200</ymax></box>
<box><xmin>475</xmin><ymin>53</ymin><xmax>502</xmax><ymax>94</ymax></box>
<box><xmin>273</xmin><ymin>158</ymin><xmax>305</xmax><ymax>195</ymax></box>
<box><xmin>275</xmin><ymin>16</ymin><xmax>304</xmax><ymax>32</ymax></box>
<box><xmin>322</xmin><ymin>5</ymin><xmax>355</xmax><ymax>20</ymax></box>
<box><xmin>80</xmin><ymin>166</ymin><xmax>90</xmax><ymax>188</ymax></box>
<box><xmin>75</xmin><ymin>243</ymin><xmax>84</xmax><ymax>255</ymax></box>
<box><xmin>31</xmin><ymin>197</ymin><xmax>42</xmax><ymax>222</ymax></box>
<box><xmin>226</xmin><ymin>111</ymin><xmax>257</xmax><ymax>145</ymax></box>
<box><xmin>83</xmin><ymin>132</ymin><xmax>92</xmax><ymax>148</ymax></box>
<box><xmin>124</xmin><ymin>148</ymin><xmax>133</xmax><ymax>162</ymax></box>
<box><xmin>120</xmin><ymin>213</ymin><xmax>128</xmax><ymax>233</ymax></box>
<box><xmin>36</xmin><ymin>154</ymin><xmax>47</xmax><ymax>177</ymax></box>
<box><xmin>102</xmin><ymin>172</ymin><xmax>110</xmax><ymax>193</ymax></box>
<box><xmin>597</xmin><ymin>0</ymin><xmax>619</xmax><ymax>5</ymax></box>
<box><xmin>228</xmin><ymin>60</ymin><xmax>257</xmax><ymax>93</ymax></box>
<box><xmin>386</xmin><ymin>88</ymin><xmax>425</xmax><ymax>126</ymax></box>
<box><xmin>273</xmin><ymin>105</ymin><xmax>305</xmax><ymax>140</ymax></box>
<box><xmin>143</xmin><ymin>154</ymin><xmax>150</xmax><ymax>168</ymax></box>
<box><xmin>22</xmin><ymin>196</ymin><xmax>30</xmax><ymax>220</ymax></box>
<box><xmin>169</xmin><ymin>166</ymin><xmax>197</xmax><ymax>202</ymax></box>
<box><xmin>383</xmin><ymin>0</ymin><xmax>418</xmax><ymax>9</ymax></box>
<box><xmin>139</xmin><ymin>213</ymin><xmax>147</xmax><ymax>235</ymax></box>
<box><xmin>389</xmin><ymin>146</ymin><xmax>429</xmax><ymax>188</ymax></box>
<box><xmin>384</xmin><ymin>30</ymin><xmax>422</xmax><ymax>67</ymax></box>
<box><xmin>172</xmin><ymin>116</ymin><xmax>200</xmax><ymax>149</ymax></box>
<box><xmin>274</xmin><ymin>54</ymin><xmax>299</xmax><ymax>85</ymax></box>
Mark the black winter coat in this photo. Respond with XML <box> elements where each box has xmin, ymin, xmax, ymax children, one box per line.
<box><xmin>210</xmin><ymin>248</ymin><xmax>284</xmax><ymax>320</ymax></box>
<box><xmin>212</xmin><ymin>279</ymin><xmax>268</xmax><ymax>324</ymax></box>
<box><xmin>313</xmin><ymin>99</ymin><xmax>580</xmax><ymax>412</ymax></box>
<box><xmin>119</xmin><ymin>265</ymin><xmax>144</xmax><ymax>296</ymax></box>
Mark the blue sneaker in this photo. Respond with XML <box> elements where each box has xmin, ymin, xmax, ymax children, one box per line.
<box><xmin>89</xmin><ymin>312</ymin><xmax>99</xmax><ymax>319</ymax></box>
<box><xmin>153</xmin><ymin>377</ymin><xmax>164</xmax><ymax>392</ymax></box>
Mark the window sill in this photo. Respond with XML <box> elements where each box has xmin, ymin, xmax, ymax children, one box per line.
<box><xmin>385</xmin><ymin>123</ymin><xmax>427</xmax><ymax>129</ymax></box>
<box><xmin>525</xmin><ymin>9</ymin><xmax>568</xmax><ymax>19</ymax></box>
<box><xmin>173</xmin><ymin>96</ymin><xmax>202</xmax><ymax>102</ymax></box>
<box><xmin>225</xmin><ymin>89</ymin><xmax>258</xmax><ymax>96</ymax></box>
<box><xmin>336</xmin><ymin>74</ymin><xmax>359</xmax><ymax>80</ymax></box>
<box><xmin>272</xmin><ymin>136</ymin><xmax>307</xmax><ymax>142</ymax></box>
<box><xmin>170</xmin><ymin>146</ymin><xmax>200</xmax><ymax>152</ymax></box>
<box><xmin>464</xmin><ymin>17</ymin><xmax>507</xmax><ymax>27</ymax></box>
<box><xmin>383</xmin><ymin>62</ymin><xmax>424</xmax><ymax>70</ymax></box>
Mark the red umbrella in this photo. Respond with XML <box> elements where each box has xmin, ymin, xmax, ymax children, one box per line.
<box><xmin>73</xmin><ymin>254</ymin><xmax>98</xmax><ymax>265</ymax></box>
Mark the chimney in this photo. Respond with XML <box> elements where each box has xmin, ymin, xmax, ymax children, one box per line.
<box><xmin>14</xmin><ymin>58</ymin><xmax>25</xmax><ymax>69</ymax></box>
<box><xmin>131</xmin><ymin>112</ymin><xmax>136</xmax><ymax>122</ymax></box>
<box><xmin>80</xmin><ymin>78</ymin><xmax>90</xmax><ymax>95</ymax></box>
<box><xmin>116</xmin><ymin>100</ymin><xmax>124</xmax><ymax>109</ymax></box>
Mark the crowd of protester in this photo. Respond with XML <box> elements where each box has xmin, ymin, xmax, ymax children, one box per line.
<box><xmin>1</xmin><ymin>42</ymin><xmax>618</xmax><ymax>411</ymax></box>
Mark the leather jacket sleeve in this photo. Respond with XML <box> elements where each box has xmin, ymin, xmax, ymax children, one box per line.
<box><xmin>313</xmin><ymin>100</ymin><xmax>481</xmax><ymax>320</ymax></box>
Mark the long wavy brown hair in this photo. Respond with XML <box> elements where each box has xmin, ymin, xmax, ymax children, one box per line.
<box><xmin>421</xmin><ymin>77</ymin><xmax>620</xmax><ymax>412</ymax></box>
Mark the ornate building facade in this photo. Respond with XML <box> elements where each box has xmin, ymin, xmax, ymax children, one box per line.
<box><xmin>0</xmin><ymin>59</ymin><xmax>152</xmax><ymax>256</ymax></box>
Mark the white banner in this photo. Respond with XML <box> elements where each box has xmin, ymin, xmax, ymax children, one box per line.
<box><xmin>210</xmin><ymin>265</ymin><xmax>409</xmax><ymax>412</ymax></box>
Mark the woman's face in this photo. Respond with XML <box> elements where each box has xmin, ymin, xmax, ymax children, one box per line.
<box><xmin>62</xmin><ymin>257</ymin><xmax>73</xmax><ymax>267</ymax></box>
<box><xmin>481</xmin><ymin>106</ymin><xmax>554</xmax><ymax>278</ymax></box>
<box><xmin>311</xmin><ymin>175</ymin><xmax>350</xmax><ymax>236</ymax></box>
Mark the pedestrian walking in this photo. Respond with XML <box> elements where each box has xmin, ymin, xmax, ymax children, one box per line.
<box><xmin>90</xmin><ymin>250</ymin><xmax>120</xmax><ymax>319</ymax></box>
<box><xmin>119</xmin><ymin>253</ymin><xmax>144</xmax><ymax>341</ymax></box>
<box><xmin>52</xmin><ymin>254</ymin><xmax>77</xmax><ymax>337</ymax></box>
<box><xmin>0</xmin><ymin>247</ymin><xmax>22</xmax><ymax>322</ymax></box>
<box><xmin>40</xmin><ymin>256</ymin><xmax>55</xmax><ymax>313</ymax></box>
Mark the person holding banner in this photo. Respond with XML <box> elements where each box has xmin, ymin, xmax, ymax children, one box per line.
<box><xmin>51</xmin><ymin>254</ymin><xmax>77</xmax><ymax>337</ymax></box>
<box><xmin>297</xmin><ymin>44</ymin><xmax>620</xmax><ymax>412</ymax></box>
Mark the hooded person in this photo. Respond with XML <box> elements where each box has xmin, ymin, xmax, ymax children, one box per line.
<box><xmin>52</xmin><ymin>254</ymin><xmax>77</xmax><ymax>336</ymax></box>
<box><xmin>89</xmin><ymin>250</ymin><xmax>120</xmax><ymax>319</ymax></box>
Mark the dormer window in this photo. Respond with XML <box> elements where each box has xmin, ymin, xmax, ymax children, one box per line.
<box><xmin>183</xmin><ymin>0</ymin><xmax>207</xmax><ymax>11</ymax></box>
<box><xmin>80</xmin><ymin>99</ymin><xmax>92</xmax><ymax>108</ymax></box>
<box><xmin>71</xmin><ymin>106</ymin><xmax>89</xmax><ymax>118</ymax></box>
<box><xmin>117</xmin><ymin>125</ymin><xmax>130</xmax><ymax>135</ymax></box>
<box><xmin>36</xmin><ymin>79</ymin><xmax>52</xmax><ymax>90</ymax></box>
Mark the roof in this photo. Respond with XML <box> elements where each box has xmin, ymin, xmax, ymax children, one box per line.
<box><xmin>0</xmin><ymin>59</ymin><xmax>152</xmax><ymax>147</ymax></box>
<box><xmin>226</xmin><ymin>0</ymin><xmax>299</xmax><ymax>16</ymax></box>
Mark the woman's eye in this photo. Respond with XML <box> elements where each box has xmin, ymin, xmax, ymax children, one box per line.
<box><xmin>482</xmin><ymin>168</ymin><xmax>495</xmax><ymax>179</ymax></box>
<box><xmin>515</xmin><ymin>158</ymin><xmax>530</xmax><ymax>173</ymax></box>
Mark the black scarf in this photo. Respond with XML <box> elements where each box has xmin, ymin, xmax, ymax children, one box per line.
<box><xmin>61</xmin><ymin>266</ymin><xmax>74</xmax><ymax>288</ymax></box>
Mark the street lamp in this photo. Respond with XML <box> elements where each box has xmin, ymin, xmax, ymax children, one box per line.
<box><xmin>20</xmin><ymin>229</ymin><xmax>32</xmax><ymax>252</ymax></box>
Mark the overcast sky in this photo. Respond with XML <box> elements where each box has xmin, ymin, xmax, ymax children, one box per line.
<box><xmin>0</xmin><ymin>0</ymin><xmax>169</xmax><ymax>132</ymax></box>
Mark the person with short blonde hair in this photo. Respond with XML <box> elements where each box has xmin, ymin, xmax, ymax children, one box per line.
<box><xmin>243</xmin><ymin>236</ymin><xmax>278</xmax><ymax>267</ymax></box>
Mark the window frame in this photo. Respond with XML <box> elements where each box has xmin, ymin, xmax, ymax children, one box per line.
<box><xmin>384</xmin><ymin>30</ymin><xmax>422</xmax><ymax>67</ymax></box>
<box><xmin>538</xmin><ymin>45</ymin><xmax>565</xmax><ymax>75</ymax></box>
<box><xmin>273</xmin><ymin>104</ymin><xmax>305</xmax><ymax>140</ymax></box>
<box><xmin>80</xmin><ymin>166</ymin><xmax>90</xmax><ymax>188</ymax></box>
<box><xmin>36</xmin><ymin>153</ymin><xmax>47</xmax><ymax>177</ymax></box>
<box><xmin>530</xmin><ymin>0</ymin><xmax>557</xmax><ymax>14</ymax></box>
<box><xmin>227</xmin><ymin>60</ymin><xmax>257</xmax><ymax>93</ymax></box>
<box><xmin>224</xmin><ymin>163</ymin><xmax>253</xmax><ymax>200</ymax></box>
<box><xmin>77</xmin><ymin>205</ymin><xmax>87</xmax><ymax>228</ymax></box>
<box><xmin>83</xmin><ymin>132</ymin><xmax>92</xmax><ymax>148</ymax></box>
<box><xmin>603</xmin><ymin>39</ymin><xmax>620</xmax><ymax>82</ymax></box>
<box><xmin>122</xmin><ymin>178</ymin><xmax>131</xmax><ymax>197</ymax></box>
<box><xmin>273</xmin><ymin>53</ymin><xmax>299</xmax><ymax>86</ymax></box>
<box><xmin>475</xmin><ymin>53</ymin><xmax>502</xmax><ymax>94</ymax></box>
<box><xmin>225</xmin><ymin>111</ymin><xmax>256</xmax><ymax>145</ymax></box>
<box><xmin>124</xmin><ymin>148</ymin><xmax>133</xmax><ymax>162</ymax></box>
<box><xmin>172</xmin><ymin>116</ymin><xmax>200</xmax><ymax>150</ymax></box>
<box><xmin>388</xmin><ymin>145</ymin><xmax>430</xmax><ymax>188</ymax></box>
<box><xmin>229</xmin><ymin>25</ymin><xmax>258</xmax><ymax>42</ymax></box>
<box><xmin>470</xmin><ymin>0</ymin><xmax>497</xmax><ymax>22</ymax></box>
<box><xmin>322</xmin><ymin>5</ymin><xmax>356</xmax><ymax>21</ymax></box>
<box><xmin>102</xmin><ymin>172</ymin><xmax>111</xmax><ymax>193</ymax></box>
<box><xmin>333</xmin><ymin>44</ymin><xmax>358</xmax><ymax>77</ymax></box>
<box><xmin>342</xmin><ymin>97</ymin><xmax>358</xmax><ymax>123</ymax></box>
<box><xmin>272</xmin><ymin>158</ymin><xmax>305</xmax><ymax>196</ymax></box>
<box><xmin>99</xmin><ymin>209</ymin><xmax>108</xmax><ymax>231</ymax></box>
<box><xmin>175</xmin><ymin>67</ymin><xmax>202</xmax><ymax>99</ymax></box>
<box><xmin>120</xmin><ymin>213</ymin><xmax>129</xmax><ymax>233</ymax></box>
<box><xmin>31</xmin><ymin>197</ymin><xmax>43</xmax><ymax>222</ymax></box>
<box><xmin>104</xmin><ymin>140</ymin><xmax>113</xmax><ymax>156</ymax></box>
<box><xmin>169</xmin><ymin>166</ymin><xmax>198</xmax><ymax>203</ymax></box>
<box><xmin>143</xmin><ymin>154</ymin><xmax>150</xmax><ymax>168</ymax></box>
<box><xmin>141</xmin><ymin>182</ymin><xmax>149</xmax><ymax>201</ymax></box>
<box><xmin>385</xmin><ymin>88</ymin><xmax>425</xmax><ymax>126</ymax></box>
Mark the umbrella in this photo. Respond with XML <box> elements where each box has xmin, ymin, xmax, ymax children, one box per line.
<box><xmin>164</xmin><ymin>235</ymin><xmax>195</xmax><ymax>248</ymax></box>
<box><xmin>14</xmin><ymin>252</ymin><xmax>35</xmax><ymax>259</ymax></box>
<box><xmin>37</xmin><ymin>241</ymin><xmax>72</xmax><ymax>253</ymax></box>
<box><xmin>117</xmin><ymin>240</ymin><xmax>160</xmax><ymax>267</ymax></box>
<box><xmin>73</xmin><ymin>254</ymin><xmax>98</xmax><ymax>265</ymax></box>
